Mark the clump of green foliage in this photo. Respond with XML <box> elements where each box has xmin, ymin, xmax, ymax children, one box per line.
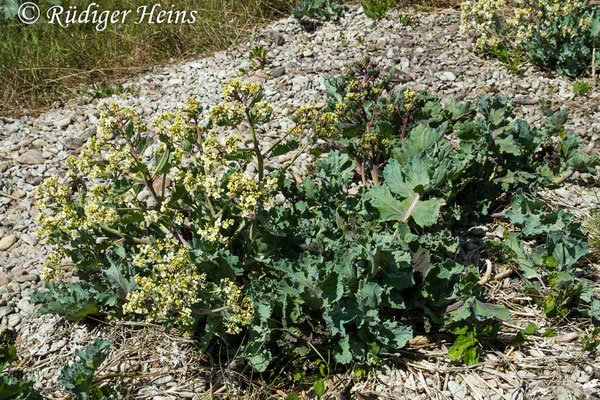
<box><xmin>460</xmin><ymin>0</ymin><xmax>600</xmax><ymax>77</ymax></box>
<box><xmin>33</xmin><ymin>58</ymin><xmax>598</xmax><ymax>375</ymax></box>
<box><xmin>239</xmin><ymin>45</ymin><xmax>270</xmax><ymax>75</ymax></box>
<box><xmin>573</xmin><ymin>79</ymin><xmax>591</xmax><ymax>97</ymax></box>
<box><xmin>398</xmin><ymin>13</ymin><xmax>414</xmax><ymax>27</ymax></box>
<box><xmin>59</xmin><ymin>339</ymin><xmax>113</xmax><ymax>400</ymax></box>
<box><xmin>249</xmin><ymin>45</ymin><xmax>270</xmax><ymax>70</ymax></box>
<box><xmin>77</xmin><ymin>83</ymin><xmax>138</xmax><ymax>100</ymax></box>
<box><xmin>0</xmin><ymin>330</ymin><xmax>40</xmax><ymax>399</ymax></box>
<box><xmin>361</xmin><ymin>0</ymin><xmax>393</xmax><ymax>20</ymax></box>
<box><xmin>292</xmin><ymin>0</ymin><xmax>345</xmax><ymax>28</ymax></box>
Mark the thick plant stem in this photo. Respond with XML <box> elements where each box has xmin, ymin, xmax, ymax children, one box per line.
<box><xmin>400</xmin><ymin>117</ymin><xmax>409</xmax><ymax>139</ymax></box>
<box><xmin>371</xmin><ymin>163</ymin><xmax>380</xmax><ymax>185</ymax></box>
<box><xmin>401</xmin><ymin>194</ymin><xmax>420</xmax><ymax>222</ymax></box>
<box><xmin>357</xmin><ymin>159</ymin><xmax>367</xmax><ymax>186</ymax></box>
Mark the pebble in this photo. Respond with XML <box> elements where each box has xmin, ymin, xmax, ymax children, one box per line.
<box><xmin>440</xmin><ymin>71</ymin><xmax>457</xmax><ymax>81</ymax></box>
<box><xmin>20</xmin><ymin>234</ymin><xmax>38</xmax><ymax>246</ymax></box>
<box><xmin>55</xmin><ymin>116</ymin><xmax>72</xmax><ymax>129</ymax></box>
<box><xmin>7</xmin><ymin>313</ymin><xmax>21</xmax><ymax>328</ymax></box>
<box><xmin>0</xmin><ymin>234</ymin><xmax>17</xmax><ymax>251</ymax></box>
<box><xmin>17</xmin><ymin>150</ymin><xmax>45</xmax><ymax>164</ymax></box>
<box><xmin>153</xmin><ymin>375</ymin><xmax>174</xmax><ymax>385</ymax></box>
<box><xmin>448</xmin><ymin>380</ymin><xmax>467</xmax><ymax>399</ymax></box>
<box><xmin>17</xmin><ymin>298</ymin><xmax>35</xmax><ymax>315</ymax></box>
<box><xmin>271</xmin><ymin>66</ymin><xmax>286</xmax><ymax>78</ymax></box>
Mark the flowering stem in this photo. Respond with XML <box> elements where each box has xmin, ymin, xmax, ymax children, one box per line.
<box><xmin>281</xmin><ymin>142</ymin><xmax>310</xmax><ymax>174</ymax></box>
<box><xmin>161</xmin><ymin>173</ymin><xmax>167</xmax><ymax>199</ymax></box>
<box><xmin>158</xmin><ymin>224</ymin><xmax>171</xmax><ymax>236</ymax></box>
<box><xmin>215</xmin><ymin>197</ymin><xmax>233</xmax><ymax>220</ymax></box>
<box><xmin>357</xmin><ymin>159</ymin><xmax>367</xmax><ymax>186</ymax></box>
<box><xmin>121</xmin><ymin>131</ymin><xmax>162</xmax><ymax>206</ymax></box>
<box><xmin>100</xmin><ymin>225</ymin><xmax>150</xmax><ymax>244</ymax></box>
<box><xmin>264</xmin><ymin>125</ymin><xmax>301</xmax><ymax>157</ymax></box>
<box><xmin>228</xmin><ymin>220</ymin><xmax>247</xmax><ymax>246</ymax></box>
<box><xmin>202</xmin><ymin>189</ymin><xmax>217</xmax><ymax>219</ymax></box>
<box><xmin>400</xmin><ymin>116</ymin><xmax>409</xmax><ymax>139</ymax></box>
<box><xmin>195</xmin><ymin>159</ymin><xmax>217</xmax><ymax>219</ymax></box>
<box><xmin>245</xmin><ymin>109</ymin><xmax>264</xmax><ymax>181</ymax></box>
<box><xmin>191</xmin><ymin>306</ymin><xmax>228</xmax><ymax>316</ymax></box>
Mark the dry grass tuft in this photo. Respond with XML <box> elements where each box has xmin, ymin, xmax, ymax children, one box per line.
<box><xmin>0</xmin><ymin>0</ymin><xmax>460</xmax><ymax>117</ymax></box>
<box><xmin>0</xmin><ymin>0</ymin><xmax>296</xmax><ymax>116</ymax></box>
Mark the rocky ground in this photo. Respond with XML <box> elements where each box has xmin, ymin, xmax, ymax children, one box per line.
<box><xmin>1</xmin><ymin>5</ymin><xmax>599</xmax><ymax>399</ymax></box>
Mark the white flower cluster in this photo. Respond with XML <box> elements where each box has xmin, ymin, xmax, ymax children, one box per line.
<box><xmin>215</xmin><ymin>278</ymin><xmax>255</xmax><ymax>335</ymax></box>
<box><xmin>197</xmin><ymin>218</ymin><xmax>234</xmax><ymax>243</ymax></box>
<box><xmin>123</xmin><ymin>237</ymin><xmax>206</xmax><ymax>332</ymax></box>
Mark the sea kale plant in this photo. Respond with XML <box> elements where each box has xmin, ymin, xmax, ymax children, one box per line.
<box><xmin>292</xmin><ymin>0</ymin><xmax>346</xmax><ymax>29</ymax></box>
<box><xmin>34</xmin><ymin>58</ymin><xmax>599</xmax><ymax>373</ymax></box>
<box><xmin>460</xmin><ymin>0</ymin><xmax>600</xmax><ymax>77</ymax></box>
<box><xmin>0</xmin><ymin>330</ymin><xmax>40</xmax><ymax>399</ymax></box>
<box><xmin>318</xmin><ymin>58</ymin><xmax>426</xmax><ymax>185</ymax></box>
<box><xmin>361</xmin><ymin>0</ymin><xmax>393</xmax><ymax>20</ymax></box>
<box><xmin>59</xmin><ymin>339</ymin><xmax>113</xmax><ymax>400</ymax></box>
<box><xmin>34</xmin><ymin>80</ymin><xmax>294</xmax><ymax>335</ymax></box>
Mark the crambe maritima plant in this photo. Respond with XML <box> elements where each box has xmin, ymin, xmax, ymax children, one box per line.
<box><xmin>34</xmin><ymin>60</ymin><xmax>599</xmax><ymax>374</ymax></box>
<box><xmin>34</xmin><ymin>79</ymin><xmax>307</xmax><ymax>335</ymax></box>
<box><xmin>316</xmin><ymin>57</ymin><xmax>426</xmax><ymax>184</ymax></box>
<box><xmin>460</xmin><ymin>0</ymin><xmax>600</xmax><ymax>77</ymax></box>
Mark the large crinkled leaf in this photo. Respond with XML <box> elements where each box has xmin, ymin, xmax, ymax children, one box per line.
<box><xmin>323</xmin><ymin>300</ymin><xmax>358</xmax><ymax>336</ymax></box>
<box><xmin>389</xmin><ymin>323</ymin><xmax>413</xmax><ymax>348</ymax></box>
<box><xmin>408</xmin><ymin>198</ymin><xmax>442</xmax><ymax>227</ymax></box>
<box><xmin>393</xmin><ymin>124</ymin><xmax>443</xmax><ymax>165</ymax></box>
<box><xmin>547</xmin><ymin>231</ymin><xmax>588</xmax><ymax>270</ymax></box>
<box><xmin>370</xmin><ymin>185</ymin><xmax>441</xmax><ymax>227</ymax></box>
<box><xmin>356</xmin><ymin>282</ymin><xmax>383</xmax><ymax>308</ymax></box>
<box><xmin>246</xmin><ymin>350</ymin><xmax>272</xmax><ymax>372</ymax></box>
<box><xmin>494</xmin><ymin>134</ymin><xmax>521</xmax><ymax>156</ymax></box>
<box><xmin>559</xmin><ymin>131</ymin><xmax>599</xmax><ymax>170</ymax></box>
<box><xmin>502</xmin><ymin>233</ymin><xmax>539</xmax><ymax>279</ymax></box>
<box><xmin>445</xmin><ymin>99</ymin><xmax>476</xmax><ymax>121</ymax></box>
<box><xmin>318</xmin><ymin>150</ymin><xmax>355</xmax><ymax>184</ymax></box>
<box><xmin>454</xmin><ymin>121</ymin><xmax>479</xmax><ymax>140</ymax></box>
<box><xmin>370</xmin><ymin>185</ymin><xmax>407</xmax><ymax>222</ymax></box>
<box><xmin>384</xmin><ymin>158</ymin><xmax>430</xmax><ymax>198</ymax></box>
<box><xmin>105</xmin><ymin>263</ymin><xmax>136</xmax><ymax>299</ymax></box>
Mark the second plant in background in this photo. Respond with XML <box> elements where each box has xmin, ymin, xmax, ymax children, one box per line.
<box><xmin>460</xmin><ymin>0</ymin><xmax>600</xmax><ymax>77</ymax></box>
